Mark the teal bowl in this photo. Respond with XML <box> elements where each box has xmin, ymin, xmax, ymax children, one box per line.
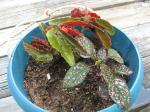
<box><xmin>8</xmin><ymin>25</ymin><xmax>144</xmax><ymax>112</ymax></box>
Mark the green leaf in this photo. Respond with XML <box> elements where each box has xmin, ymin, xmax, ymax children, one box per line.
<box><xmin>24</xmin><ymin>43</ymin><xmax>53</xmax><ymax>62</ymax></box>
<box><xmin>100</xmin><ymin>64</ymin><xmax>115</xmax><ymax>84</ymax></box>
<box><xmin>95</xmin><ymin>60</ymin><xmax>102</xmax><ymax>65</ymax></box>
<box><xmin>97</xmin><ymin>48</ymin><xmax>107</xmax><ymax>61</ymax></box>
<box><xmin>39</xmin><ymin>23</ymin><xmax>49</xmax><ymax>39</ymax></box>
<box><xmin>49</xmin><ymin>17</ymin><xmax>80</xmax><ymax>26</ymax></box>
<box><xmin>46</xmin><ymin>28</ymin><xmax>75</xmax><ymax>66</ymax></box>
<box><xmin>95</xmin><ymin>28</ymin><xmax>112</xmax><ymax>48</ymax></box>
<box><xmin>108</xmin><ymin>48</ymin><xmax>124</xmax><ymax>64</ymax></box>
<box><xmin>76</xmin><ymin>36</ymin><xmax>96</xmax><ymax>59</ymax></box>
<box><xmin>63</xmin><ymin>62</ymin><xmax>91</xmax><ymax>88</ymax></box>
<box><xmin>59</xmin><ymin>28</ymin><xmax>87</xmax><ymax>55</ymax></box>
<box><xmin>108</xmin><ymin>78</ymin><xmax>130</xmax><ymax>109</ymax></box>
<box><xmin>95</xmin><ymin>18</ymin><xmax>115</xmax><ymax>36</ymax></box>
<box><xmin>111</xmin><ymin>64</ymin><xmax>133</xmax><ymax>76</ymax></box>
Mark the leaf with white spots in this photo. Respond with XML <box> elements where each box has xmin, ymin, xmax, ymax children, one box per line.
<box><xmin>108</xmin><ymin>78</ymin><xmax>131</xmax><ymax>109</ymax></box>
<box><xmin>108</xmin><ymin>48</ymin><xmax>124</xmax><ymax>64</ymax></box>
<box><xmin>63</xmin><ymin>62</ymin><xmax>91</xmax><ymax>88</ymax></box>
<box><xmin>97</xmin><ymin>48</ymin><xmax>107</xmax><ymax>61</ymax></box>
<box><xmin>111</xmin><ymin>63</ymin><xmax>133</xmax><ymax>76</ymax></box>
<box><xmin>76</xmin><ymin>36</ymin><xmax>96</xmax><ymax>60</ymax></box>
<box><xmin>100</xmin><ymin>64</ymin><xmax>115</xmax><ymax>84</ymax></box>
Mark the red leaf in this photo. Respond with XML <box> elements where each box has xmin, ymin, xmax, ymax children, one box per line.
<box><xmin>61</xmin><ymin>26</ymin><xmax>81</xmax><ymax>37</ymax></box>
<box><xmin>60</xmin><ymin>21</ymin><xmax>91</xmax><ymax>27</ymax></box>
<box><xmin>71</xmin><ymin>8</ymin><xmax>100</xmax><ymax>18</ymax></box>
<box><xmin>88</xmin><ymin>12</ymin><xmax>100</xmax><ymax>18</ymax></box>
<box><xmin>31</xmin><ymin>41</ymin><xmax>50</xmax><ymax>52</ymax></box>
<box><xmin>95</xmin><ymin>29</ymin><xmax>112</xmax><ymax>48</ymax></box>
<box><xmin>31</xmin><ymin>41</ymin><xmax>45</xmax><ymax>49</ymax></box>
<box><xmin>24</xmin><ymin>43</ymin><xmax>44</xmax><ymax>53</ymax></box>
<box><xmin>71</xmin><ymin>8</ymin><xmax>83</xmax><ymax>18</ymax></box>
<box><xmin>32</xmin><ymin>36</ymin><xmax>49</xmax><ymax>46</ymax></box>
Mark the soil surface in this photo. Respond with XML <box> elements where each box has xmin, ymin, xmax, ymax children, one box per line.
<box><xmin>24</xmin><ymin>57</ymin><xmax>118</xmax><ymax>112</ymax></box>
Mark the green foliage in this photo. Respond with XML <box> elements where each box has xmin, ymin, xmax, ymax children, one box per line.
<box><xmin>100</xmin><ymin>64</ymin><xmax>115</xmax><ymax>84</ymax></box>
<box><xmin>108</xmin><ymin>48</ymin><xmax>124</xmax><ymax>64</ymax></box>
<box><xmin>23</xmin><ymin>8</ymin><xmax>132</xmax><ymax>110</ymax></box>
<box><xmin>24</xmin><ymin>43</ymin><xmax>53</xmax><ymax>62</ymax></box>
<box><xmin>39</xmin><ymin>23</ymin><xmax>48</xmax><ymax>39</ymax></box>
<box><xmin>111</xmin><ymin>63</ymin><xmax>133</xmax><ymax>76</ymax></box>
<box><xmin>95</xmin><ymin>28</ymin><xmax>112</xmax><ymax>48</ymax></box>
<box><xmin>76</xmin><ymin>36</ymin><xmax>96</xmax><ymax>59</ymax></box>
<box><xmin>97</xmin><ymin>48</ymin><xmax>107</xmax><ymax>61</ymax></box>
<box><xmin>95</xmin><ymin>18</ymin><xmax>115</xmax><ymax>36</ymax></box>
<box><xmin>46</xmin><ymin>28</ymin><xmax>75</xmax><ymax>66</ymax></box>
<box><xmin>63</xmin><ymin>62</ymin><xmax>91</xmax><ymax>88</ymax></box>
<box><xmin>108</xmin><ymin>78</ymin><xmax>130</xmax><ymax>109</ymax></box>
<box><xmin>95</xmin><ymin>60</ymin><xmax>102</xmax><ymax>65</ymax></box>
<box><xmin>49</xmin><ymin>17</ymin><xmax>80</xmax><ymax>26</ymax></box>
<box><xmin>59</xmin><ymin>28</ymin><xmax>87</xmax><ymax>55</ymax></box>
<box><xmin>100</xmin><ymin>64</ymin><xmax>131</xmax><ymax>109</ymax></box>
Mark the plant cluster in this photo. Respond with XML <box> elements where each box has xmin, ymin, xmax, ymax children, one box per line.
<box><xmin>24</xmin><ymin>8</ymin><xmax>132</xmax><ymax>109</ymax></box>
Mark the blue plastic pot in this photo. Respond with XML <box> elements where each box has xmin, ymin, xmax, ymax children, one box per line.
<box><xmin>8</xmin><ymin>25</ymin><xmax>144</xmax><ymax>112</ymax></box>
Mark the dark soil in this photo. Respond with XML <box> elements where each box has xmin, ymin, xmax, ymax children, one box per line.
<box><xmin>24</xmin><ymin>57</ymin><xmax>115</xmax><ymax>112</ymax></box>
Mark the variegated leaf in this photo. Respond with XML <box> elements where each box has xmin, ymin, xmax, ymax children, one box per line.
<box><xmin>108</xmin><ymin>78</ymin><xmax>130</xmax><ymax>109</ymax></box>
<box><xmin>49</xmin><ymin>17</ymin><xmax>80</xmax><ymax>26</ymax></box>
<box><xmin>63</xmin><ymin>62</ymin><xmax>91</xmax><ymax>88</ymax></box>
<box><xmin>100</xmin><ymin>64</ymin><xmax>115</xmax><ymax>84</ymax></box>
<box><xmin>97</xmin><ymin>48</ymin><xmax>107</xmax><ymax>61</ymax></box>
<box><xmin>98</xmin><ymin>83</ymin><xmax>109</xmax><ymax>100</ymax></box>
<box><xmin>24</xmin><ymin>43</ymin><xmax>53</xmax><ymax>62</ymax></box>
<box><xmin>76</xmin><ymin>36</ymin><xmax>96</xmax><ymax>59</ymax></box>
<box><xmin>46</xmin><ymin>28</ymin><xmax>75</xmax><ymax>66</ymax></box>
<box><xmin>95</xmin><ymin>18</ymin><xmax>115</xmax><ymax>36</ymax></box>
<box><xmin>95</xmin><ymin>28</ymin><xmax>112</xmax><ymax>48</ymax></box>
<box><xmin>108</xmin><ymin>48</ymin><xmax>124</xmax><ymax>64</ymax></box>
<box><xmin>112</xmin><ymin>64</ymin><xmax>133</xmax><ymax>76</ymax></box>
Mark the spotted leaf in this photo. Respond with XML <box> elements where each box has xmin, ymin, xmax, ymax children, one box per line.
<box><xmin>100</xmin><ymin>64</ymin><xmax>115</xmax><ymax>84</ymax></box>
<box><xmin>63</xmin><ymin>62</ymin><xmax>91</xmax><ymax>88</ymax></box>
<box><xmin>95</xmin><ymin>18</ymin><xmax>115</xmax><ymax>36</ymax></box>
<box><xmin>108</xmin><ymin>48</ymin><xmax>124</xmax><ymax>64</ymax></box>
<box><xmin>111</xmin><ymin>63</ymin><xmax>133</xmax><ymax>76</ymax></box>
<box><xmin>97</xmin><ymin>48</ymin><xmax>107</xmax><ymax>61</ymax></box>
<box><xmin>108</xmin><ymin>78</ymin><xmax>131</xmax><ymax>109</ymax></box>
<box><xmin>24</xmin><ymin>43</ymin><xmax>53</xmax><ymax>62</ymax></box>
<box><xmin>76</xmin><ymin>36</ymin><xmax>96</xmax><ymax>59</ymax></box>
<box><xmin>46</xmin><ymin>28</ymin><xmax>75</xmax><ymax>66</ymax></box>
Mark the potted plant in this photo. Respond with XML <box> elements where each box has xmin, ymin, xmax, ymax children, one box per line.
<box><xmin>8</xmin><ymin>6</ymin><xmax>144</xmax><ymax>112</ymax></box>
